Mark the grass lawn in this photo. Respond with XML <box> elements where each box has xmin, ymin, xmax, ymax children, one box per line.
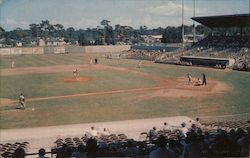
<box><xmin>0</xmin><ymin>70</ymin><xmax>157</xmax><ymax>99</ymax></box>
<box><xmin>0</xmin><ymin>53</ymin><xmax>88</xmax><ymax>69</ymax></box>
<box><xmin>0</xmin><ymin>53</ymin><xmax>249</xmax><ymax>129</ymax></box>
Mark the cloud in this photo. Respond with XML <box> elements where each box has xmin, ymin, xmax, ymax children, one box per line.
<box><xmin>2</xmin><ymin>18</ymin><xmax>30</xmax><ymax>30</ymax></box>
<box><xmin>0</xmin><ymin>0</ymin><xmax>4</xmax><ymax>5</ymax></box>
<box><xmin>143</xmin><ymin>1</ymin><xmax>192</xmax><ymax>16</ymax></box>
<box><xmin>112</xmin><ymin>17</ymin><xmax>133</xmax><ymax>26</ymax></box>
<box><xmin>1</xmin><ymin>0</ymin><xmax>249</xmax><ymax>30</ymax></box>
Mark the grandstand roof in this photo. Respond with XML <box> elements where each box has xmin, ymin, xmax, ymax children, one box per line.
<box><xmin>180</xmin><ymin>56</ymin><xmax>231</xmax><ymax>61</ymax></box>
<box><xmin>191</xmin><ymin>14</ymin><xmax>250</xmax><ymax>28</ymax></box>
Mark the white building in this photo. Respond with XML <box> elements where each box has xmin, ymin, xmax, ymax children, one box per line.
<box><xmin>141</xmin><ymin>35</ymin><xmax>162</xmax><ymax>43</ymax></box>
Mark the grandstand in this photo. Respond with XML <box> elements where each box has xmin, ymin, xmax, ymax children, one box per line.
<box><xmin>127</xmin><ymin>14</ymin><xmax>250</xmax><ymax>71</ymax></box>
<box><xmin>181</xmin><ymin>14</ymin><xmax>250</xmax><ymax>71</ymax></box>
<box><xmin>1</xmin><ymin>116</ymin><xmax>249</xmax><ymax>157</ymax></box>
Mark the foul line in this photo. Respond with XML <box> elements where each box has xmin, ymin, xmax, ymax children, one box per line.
<box><xmin>27</xmin><ymin>86</ymin><xmax>168</xmax><ymax>102</ymax></box>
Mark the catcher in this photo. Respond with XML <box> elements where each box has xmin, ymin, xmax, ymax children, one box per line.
<box><xmin>18</xmin><ymin>93</ymin><xmax>25</xmax><ymax>109</ymax></box>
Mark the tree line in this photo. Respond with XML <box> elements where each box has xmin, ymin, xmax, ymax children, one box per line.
<box><xmin>0</xmin><ymin>19</ymin><xmax>211</xmax><ymax>47</ymax></box>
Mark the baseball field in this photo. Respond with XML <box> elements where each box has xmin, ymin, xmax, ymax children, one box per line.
<box><xmin>0</xmin><ymin>53</ymin><xmax>249</xmax><ymax>129</ymax></box>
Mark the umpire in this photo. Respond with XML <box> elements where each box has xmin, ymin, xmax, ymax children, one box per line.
<box><xmin>202</xmin><ymin>73</ymin><xmax>207</xmax><ymax>86</ymax></box>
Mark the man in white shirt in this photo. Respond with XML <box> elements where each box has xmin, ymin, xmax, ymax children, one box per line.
<box><xmin>101</xmin><ymin>128</ymin><xmax>110</xmax><ymax>136</ymax></box>
<box><xmin>162</xmin><ymin>122</ymin><xmax>172</xmax><ymax>131</ymax></box>
<box><xmin>180</xmin><ymin>123</ymin><xmax>189</xmax><ymax>138</ymax></box>
<box><xmin>89</xmin><ymin>126</ymin><xmax>98</xmax><ymax>137</ymax></box>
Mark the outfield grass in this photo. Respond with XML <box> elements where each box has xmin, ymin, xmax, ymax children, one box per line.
<box><xmin>0</xmin><ymin>53</ymin><xmax>88</xmax><ymax>69</ymax></box>
<box><xmin>0</xmin><ymin>53</ymin><xmax>249</xmax><ymax>129</ymax></box>
<box><xmin>0</xmin><ymin>70</ymin><xmax>157</xmax><ymax>99</ymax></box>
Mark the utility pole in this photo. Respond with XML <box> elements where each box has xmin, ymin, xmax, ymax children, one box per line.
<box><xmin>193</xmin><ymin>0</ymin><xmax>196</xmax><ymax>43</ymax></box>
<box><xmin>182</xmin><ymin>0</ymin><xmax>185</xmax><ymax>50</ymax></box>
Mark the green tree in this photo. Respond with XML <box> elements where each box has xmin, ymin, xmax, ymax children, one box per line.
<box><xmin>100</xmin><ymin>19</ymin><xmax>115</xmax><ymax>45</ymax></box>
<box><xmin>0</xmin><ymin>27</ymin><xmax>5</xmax><ymax>38</ymax></box>
<box><xmin>78</xmin><ymin>32</ymin><xmax>87</xmax><ymax>46</ymax></box>
<box><xmin>54</xmin><ymin>24</ymin><xmax>64</xmax><ymax>37</ymax></box>
<box><xmin>65</xmin><ymin>27</ymin><xmax>77</xmax><ymax>44</ymax></box>
<box><xmin>29</xmin><ymin>24</ymin><xmax>41</xmax><ymax>38</ymax></box>
<box><xmin>162</xmin><ymin>26</ymin><xmax>182</xmax><ymax>43</ymax></box>
<box><xmin>139</xmin><ymin>25</ymin><xmax>148</xmax><ymax>35</ymax></box>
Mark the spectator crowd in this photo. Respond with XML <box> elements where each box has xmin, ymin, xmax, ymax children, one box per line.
<box><xmin>1</xmin><ymin>118</ymin><xmax>249</xmax><ymax>158</ymax></box>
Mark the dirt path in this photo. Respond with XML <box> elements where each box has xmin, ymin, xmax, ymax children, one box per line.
<box><xmin>0</xmin><ymin>116</ymin><xmax>192</xmax><ymax>153</ymax></box>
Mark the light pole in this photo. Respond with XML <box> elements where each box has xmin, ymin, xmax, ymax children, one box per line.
<box><xmin>182</xmin><ymin>0</ymin><xmax>185</xmax><ymax>49</ymax></box>
<box><xmin>193</xmin><ymin>0</ymin><xmax>196</xmax><ymax>43</ymax></box>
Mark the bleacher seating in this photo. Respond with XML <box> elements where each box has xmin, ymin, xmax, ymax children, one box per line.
<box><xmin>48</xmin><ymin>119</ymin><xmax>249</xmax><ymax>157</ymax></box>
<box><xmin>0</xmin><ymin>142</ymin><xmax>29</xmax><ymax>158</ymax></box>
<box><xmin>1</xmin><ymin>119</ymin><xmax>249</xmax><ymax>157</ymax></box>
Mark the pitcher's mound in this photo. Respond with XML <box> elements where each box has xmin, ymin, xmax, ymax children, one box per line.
<box><xmin>63</xmin><ymin>77</ymin><xmax>93</xmax><ymax>83</ymax></box>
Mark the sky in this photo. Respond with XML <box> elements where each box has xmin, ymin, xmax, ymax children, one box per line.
<box><xmin>0</xmin><ymin>0</ymin><xmax>249</xmax><ymax>31</ymax></box>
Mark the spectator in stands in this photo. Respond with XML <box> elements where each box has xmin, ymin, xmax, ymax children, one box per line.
<box><xmin>56</xmin><ymin>144</ymin><xmax>70</xmax><ymax>158</ymax></box>
<box><xmin>123</xmin><ymin>139</ymin><xmax>139</xmax><ymax>157</ymax></box>
<box><xmin>98</xmin><ymin>140</ymin><xmax>108</xmax><ymax>154</ymax></box>
<box><xmin>12</xmin><ymin>147</ymin><xmax>25</xmax><ymax>158</ymax></box>
<box><xmin>86</xmin><ymin>138</ymin><xmax>98</xmax><ymax>158</ymax></box>
<box><xmin>211</xmin><ymin>130</ymin><xmax>230</xmax><ymax>157</ymax></box>
<box><xmin>149</xmin><ymin>135</ymin><xmax>175</xmax><ymax>158</ymax></box>
<box><xmin>71</xmin><ymin>145</ymin><xmax>87</xmax><ymax>158</ymax></box>
<box><xmin>186</xmin><ymin>120</ymin><xmax>194</xmax><ymax>129</ymax></box>
<box><xmin>169</xmin><ymin>140</ymin><xmax>182</xmax><ymax>158</ymax></box>
<box><xmin>148</xmin><ymin>126</ymin><xmax>158</xmax><ymax>141</ymax></box>
<box><xmin>237</xmin><ymin>129</ymin><xmax>249</xmax><ymax>157</ymax></box>
<box><xmin>195</xmin><ymin>117</ymin><xmax>202</xmax><ymax>128</ymax></box>
<box><xmin>38</xmin><ymin>148</ymin><xmax>49</xmax><ymax>158</ymax></box>
<box><xmin>101</xmin><ymin>128</ymin><xmax>110</xmax><ymax>136</ymax></box>
<box><xmin>190</xmin><ymin>124</ymin><xmax>198</xmax><ymax>132</ymax></box>
<box><xmin>89</xmin><ymin>126</ymin><xmax>98</xmax><ymax>137</ymax></box>
<box><xmin>162</xmin><ymin>122</ymin><xmax>171</xmax><ymax>131</ymax></box>
<box><xmin>227</xmin><ymin>129</ymin><xmax>238</xmax><ymax>156</ymax></box>
<box><xmin>182</xmin><ymin>132</ymin><xmax>203</xmax><ymax>158</ymax></box>
<box><xmin>180</xmin><ymin>123</ymin><xmax>189</xmax><ymax>138</ymax></box>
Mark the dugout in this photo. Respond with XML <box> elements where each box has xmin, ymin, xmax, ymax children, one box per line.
<box><xmin>180</xmin><ymin>56</ymin><xmax>235</xmax><ymax>68</ymax></box>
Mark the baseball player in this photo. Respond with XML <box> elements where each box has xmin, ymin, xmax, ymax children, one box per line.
<box><xmin>19</xmin><ymin>93</ymin><xmax>25</xmax><ymax>109</ymax></box>
<box><xmin>187</xmin><ymin>73</ymin><xmax>193</xmax><ymax>85</ymax></box>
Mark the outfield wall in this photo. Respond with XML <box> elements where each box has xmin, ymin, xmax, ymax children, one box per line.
<box><xmin>0</xmin><ymin>45</ymin><xmax>131</xmax><ymax>55</ymax></box>
<box><xmin>44</xmin><ymin>46</ymin><xmax>65</xmax><ymax>54</ymax></box>
<box><xmin>65</xmin><ymin>46</ymin><xmax>85</xmax><ymax>53</ymax></box>
<box><xmin>0</xmin><ymin>47</ymin><xmax>44</xmax><ymax>55</ymax></box>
